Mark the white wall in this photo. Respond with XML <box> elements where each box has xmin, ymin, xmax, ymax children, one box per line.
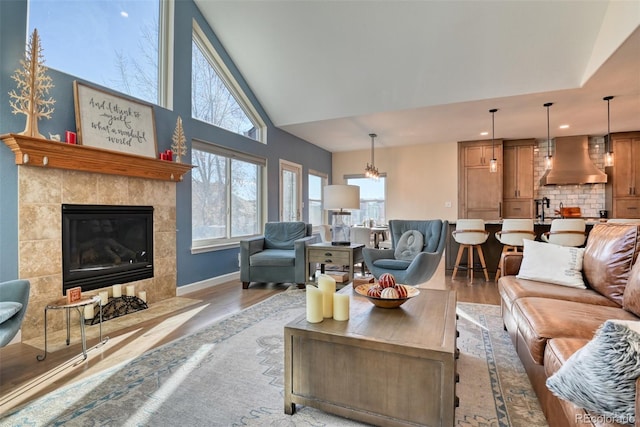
<box><xmin>332</xmin><ymin>142</ymin><xmax>459</xmax><ymax>222</ymax></box>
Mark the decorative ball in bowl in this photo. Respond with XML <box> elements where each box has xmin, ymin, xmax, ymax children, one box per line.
<box><xmin>354</xmin><ymin>283</ymin><xmax>420</xmax><ymax>308</ymax></box>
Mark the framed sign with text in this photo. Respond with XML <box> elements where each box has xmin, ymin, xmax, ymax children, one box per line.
<box><xmin>73</xmin><ymin>81</ymin><xmax>158</xmax><ymax>158</ymax></box>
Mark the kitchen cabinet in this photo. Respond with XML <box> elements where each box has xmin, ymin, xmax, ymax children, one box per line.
<box><xmin>606</xmin><ymin>132</ymin><xmax>640</xmax><ymax>219</ymax></box>
<box><xmin>458</xmin><ymin>140</ymin><xmax>503</xmax><ymax>220</ymax></box>
<box><xmin>502</xmin><ymin>140</ymin><xmax>534</xmax><ymax>218</ymax></box>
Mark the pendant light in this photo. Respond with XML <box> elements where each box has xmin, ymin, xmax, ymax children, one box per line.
<box><xmin>604</xmin><ymin>96</ymin><xmax>614</xmax><ymax>167</ymax></box>
<box><xmin>544</xmin><ymin>102</ymin><xmax>553</xmax><ymax>170</ymax></box>
<box><xmin>365</xmin><ymin>133</ymin><xmax>380</xmax><ymax>180</ymax></box>
<box><xmin>489</xmin><ymin>108</ymin><xmax>498</xmax><ymax>173</ymax></box>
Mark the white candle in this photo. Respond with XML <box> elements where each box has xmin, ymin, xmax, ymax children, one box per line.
<box><xmin>306</xmin><ymin>285</ymin><xmax>323</xmax><ymax>323</ymax></box>
<box><xmin>125</xmin><ymin>285</ymin><xmax>135</xmax><ymax>297</ymax></box>
<box><xmin>138</xmin><ymin>291</ymin><xmax>147</xmax><ymax>303</ymax></box>
<box><xmin>318</xmin><ymin>275</ymin><xmax>336</xmax><ymax>318</ymax></box>
<box><xmin>112</xmin><ymin>284</ymin><xmax>122</xmax><ymax>298</ymax></box>
<box><xmin>84</xmin><ymin>304</ymin><xmax>94</xmax><ymax>319</ymax></box>
<box><xmin>99</xmin><ymin>291</ymin><xmax>109</xmax><ymax>306</ymax></box>
<box><xmin>333</xmin><ymin>293</ymin><xmax>350</xmax><ymax>321</ymax></box>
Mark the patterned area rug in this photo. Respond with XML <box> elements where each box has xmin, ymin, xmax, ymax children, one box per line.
<box><xmin>1</xmin><ymin>290</ymin><xmax>547</xmax><ymax>426</ymax></box>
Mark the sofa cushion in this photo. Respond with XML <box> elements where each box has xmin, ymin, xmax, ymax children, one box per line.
<box><xmin>546</xmin><ymin>320</ymin><xmax>640</xmax><ymax>425</ymax></box>
<box><xmin>583</xmin><ymin>224</ymin><xmax>640</xmax><ymax>305</ymax></box>
<box><xmin>544</xmin><ymin>337</ymin><xmax>590</xmax><ymax>378</ymax></box>
<box><xmin>394</xmin><ymin>230</ymin><xmax>423</xmax><ymax>261</ymax></box>
<box><xmin>250</xmin><ymin>249</ymin><xmax>295</xmax><ymax>267</ymax></box>
<box><xmin>499</xmin><ymin>276</ymin><xmax>619</xmax><ymax>314</ymax></box>
<box><xmin>373</xmin><ymin>258</ymin><xmax>411</xmax><ymax>271</ymax></box>
<box><xmin>512</xmin><ymin>297</ymin><xmax>637</xmax><ymax>365</ymax></box>
<box><xmin>0</xmin><ymin>302</ymin><xmax>23</xmax><ymax>324</ymax></box>
<box><xmin>264</xmin><ymin>222</ymin><xmax>307</xmax><ymax>250</ymax></box>
<box><xmin>622</xmin><ymin>258</ymin><xmax>640</xmax><ymax>317</ymax></box>
<box><xmin>516</xmin><ymin>239</ymin><xmax>585</xmax><ymax>288</ymax></box>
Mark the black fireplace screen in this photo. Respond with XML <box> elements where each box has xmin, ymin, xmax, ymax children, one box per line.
<box><xmin>62</xmin><ymin>204</ymin><xmax>154</xmax><ymax>294</ymax></box>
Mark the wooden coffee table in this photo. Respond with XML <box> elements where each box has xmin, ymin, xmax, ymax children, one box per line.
<box><xmin>284</xmin><ymin>286</ymin><xmax>458</xmax><ymax>427</ymax></box>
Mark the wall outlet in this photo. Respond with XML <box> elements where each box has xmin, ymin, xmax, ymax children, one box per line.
<box><xmin>444</xmin><ymin>201</ymin><xmax>452</xmax><ymax>208</ymax></box>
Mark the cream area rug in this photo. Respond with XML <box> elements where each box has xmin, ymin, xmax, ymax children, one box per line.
<box><xmin>23</xmin><ymin>296</ymin><xmax>201</xmax><ymax>352</ymax></box>
<box><xmin>1</xmin><ymin>290</ymin><xmax>547</xmax><ymax>426</ymax></box>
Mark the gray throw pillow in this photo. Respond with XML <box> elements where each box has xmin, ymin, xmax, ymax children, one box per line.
<box><xmin>546</xmin><ymin>319</ymin><xmax>640</xmax><ymax>425</ymax></box>
<box><xmin>394</xmin><ymin>230</ymin><xmax>424</xmax><ymax>261</ymax></box>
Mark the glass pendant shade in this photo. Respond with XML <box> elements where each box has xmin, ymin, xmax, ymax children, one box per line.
<box><xmin>605</xmin><ymin>151</ymin><xmax>614</xmax><ymax>167</ymax></box>
<box><xmin>364</xmin><ymin>133</ymin><xmax>380</xmax><ymax>180</ymax></box>
<box><xmin>489</xmin><ymin>158</ymin><xmax>498</xmax><ymax>173</ymax></box>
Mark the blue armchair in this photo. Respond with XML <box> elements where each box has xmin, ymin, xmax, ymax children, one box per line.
<box><xmin>0</xmin><ymin>279</ymin><xmax>30</xmax><ymax>347</ymax></box>
<box><xmin>240</xmin><ymin>222</ymin><xmax>318</xmax><ymax>289</ymax></box>
<box><xmin>362</xmin><ymin>219</ymin><xmax>448</xmax><ymax>286</ymax></box>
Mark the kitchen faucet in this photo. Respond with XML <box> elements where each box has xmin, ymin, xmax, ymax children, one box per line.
<box><xmin>535</xmin><ymin>197</ymin><xmax>551</xmax><ymax>221</ymax></box>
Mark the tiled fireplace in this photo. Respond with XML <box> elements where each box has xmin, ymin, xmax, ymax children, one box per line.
<box><xmin>18</xmin><ymin>166</ymin><xmax>178</xmax><ymax>340</ymax></box>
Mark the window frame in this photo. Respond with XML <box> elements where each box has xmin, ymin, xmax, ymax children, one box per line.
<box><xmin>191</xmin><ymin>20</ymin><xmax>267</xmax><ymax>143</ymax></box>
<box><xmin>28</xmin><ymin>0</ymin><xmax>173</xmax><ymax>108</ymax></box>
<box><xmin>191</xmin><ymin>139</ymin><xmax>266</xmax><ymax>253</ymax></box>
<box><xmin>308</xmin><ymin>170</ymin><xmax>328</xmax><ymax>225</ymax></box>
<box><xmin>345</xmin><ymin>174</ymin><xmax>387</xmax><ymax>226</ymax></box>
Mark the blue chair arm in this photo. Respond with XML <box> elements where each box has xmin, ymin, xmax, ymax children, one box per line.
<box><xmin>402</xmin><ymin>251</ymin><xmax>443</xmax><ymax>285</ymax></box>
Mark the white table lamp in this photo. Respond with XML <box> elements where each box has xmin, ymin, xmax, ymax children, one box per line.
<box><xmin>323</xmin><ymin>184</ymin><xmax>360</xmax><ymax>246</ymax></box>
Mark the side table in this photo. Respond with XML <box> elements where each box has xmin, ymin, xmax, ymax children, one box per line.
<box><xmin>306</xmin><ymin>243</ymin><xmax>364</xmax><ymax>283</ymax></box>
<box><xmin>36</xmin><ymin>295</ymin><xmax>108</xmax><ymax>361</ymax></box>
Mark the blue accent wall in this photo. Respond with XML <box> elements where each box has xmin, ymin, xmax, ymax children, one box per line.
<box><xmin>0</xmin><ymin>0</ymin><xmax>332</xmax><ymax>286</ymax></box>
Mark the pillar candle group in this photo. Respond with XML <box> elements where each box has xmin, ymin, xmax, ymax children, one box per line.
<box><xmin>306</xmin><ymin>274</ymin><xmax>350</xmax><ymax>323</ymax></box>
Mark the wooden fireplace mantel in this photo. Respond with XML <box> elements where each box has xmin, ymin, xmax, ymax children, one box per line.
<box><xmin>1</xmin><ymin>133</ymin><xmax>194</xmax><ymax>182</ymax></box>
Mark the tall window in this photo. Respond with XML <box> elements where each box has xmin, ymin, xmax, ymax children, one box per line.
<box><xmin>191</xmin><ymin>140</ymin><xmax>264</xmax><ymax>249</ymax></box>
<box><xmin>346</xmin><ymin>176</ymin><xmax>387</xmax><ymax>226</ymax></box>
<box><xmin>308</xmin><ymin>171</ymin><xmax>327</xmax><ymax>225</ymax></box>
<box><xmin>28</xmin><ymin>0</ymin><xmax>170</xmax><ymax>106</ymax></box>
<box><xmin>191</xmin><ymin>22</ymin><xmax>266</xmax><ymax>142</ymax></box>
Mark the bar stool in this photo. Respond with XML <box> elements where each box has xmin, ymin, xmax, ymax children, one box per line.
<box><xmin>452</xmin><ymin>219</ymin><xmax>490</xmax><ymax>281</ymax></box>
<box><xmin>540</xmin><ymin>218</ymin><xmax>586</xmax><ymax>247</ymax></box>
<box><xmin>495</xmin><ymin>219</ymin><xmax>535</xmax><ymax>281</ymax></box>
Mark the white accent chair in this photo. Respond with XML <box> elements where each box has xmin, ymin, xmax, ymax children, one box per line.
<box><xmin>540</xmin><ymin>219</ymin><xmax>586</xmax><ymax>247</ymax></box>
<box><xmin>452</xmin><ymin>219</ymin><xmax>490</xmax><ymax>281</ymax></box>
<box><xmin>495</xmin><ymin>219</ymin><xmax>536</xmax><ymax>281</ymax></box>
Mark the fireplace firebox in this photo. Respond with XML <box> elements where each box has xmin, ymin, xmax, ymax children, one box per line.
<box><xmin>62</xmin><ymin>204</ymin><xmax>153</xmax><ymax>294</ymax></box>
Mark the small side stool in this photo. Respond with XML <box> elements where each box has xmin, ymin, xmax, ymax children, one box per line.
<box><xmin>452</xmin><ymin>219</ymin><xmax>489</xmax><ymax>282</ymax></box>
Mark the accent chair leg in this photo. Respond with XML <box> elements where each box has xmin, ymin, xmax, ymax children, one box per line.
<box><xmin>242</xmin><ymin>282</ymin><xmax>250</xmax><ymax>289</ymax></box>
<box><xmin>296</xmin><ymin>283</ymin><xmax>305</xmax><ymax>289</ymax></box>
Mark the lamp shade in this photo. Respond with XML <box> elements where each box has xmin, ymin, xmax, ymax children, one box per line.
<box><xmin>323</xmin><ymin>185</ymin><xmax>360</xmax><ymax>210</ymax></box>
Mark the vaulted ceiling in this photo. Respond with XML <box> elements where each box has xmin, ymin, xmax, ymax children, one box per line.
<box><xmin>195</xmin><ymin>1</ymin><xmax>640</xmax><ymax>152</ymax></box>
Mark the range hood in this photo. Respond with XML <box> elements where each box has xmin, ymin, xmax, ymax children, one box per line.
<box><xmin>539</xmin><ymin>135</ymin><xmax>608</xmax><ymax>186</ymax></box>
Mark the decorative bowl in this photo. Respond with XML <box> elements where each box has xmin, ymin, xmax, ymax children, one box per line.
<box><xmin>354</xmin><ymin>283</ymin><xmax>420</xmax><ymax>308</ymax></box>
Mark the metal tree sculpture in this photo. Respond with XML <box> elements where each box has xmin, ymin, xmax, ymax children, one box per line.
<box><xmin>171</xmin><ymin>116</ymin><xmax>187</xmax><ymax>163</ymax></box>
<box><xmin>8</xmin><ymin>28</ymin><xmax>55</xmax><ymax>139</ymax></box>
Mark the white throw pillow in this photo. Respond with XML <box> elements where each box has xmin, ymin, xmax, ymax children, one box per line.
<box><xmin>546</xmin><ymin>319</ymin><xmax>640</xmax><ymax>425</ymax></box>
<box><xmin>516</xmin><ymin>239</ymin><xmax>586</xmax><ymax>288</ymax></box>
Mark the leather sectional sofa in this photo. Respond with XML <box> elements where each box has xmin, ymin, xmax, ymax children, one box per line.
<box><xmin>498</xmin><ymin>223</ymin><xmax>640</xmax><ymax>427</ymax></box>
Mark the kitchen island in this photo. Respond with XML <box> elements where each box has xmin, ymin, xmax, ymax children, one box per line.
<box><xmin>445</xmin><ymin>219</ymin><xmax>602</xmax><ymax>279</ymax></box>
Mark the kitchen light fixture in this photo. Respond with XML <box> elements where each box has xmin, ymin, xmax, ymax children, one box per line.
<box><xmin>489</xmin><ymin>108</ymin><xmax>498</xmax><ymax>173</ymax></box>
<box><xmin>604</xmin><ymin>96</ymin><xmax>614</xmax><ymax>167</ymax></box>
<box><xmin>323</xmin><ymin>184</ymin><xmax>360</xmax><ymax>245</ymax></box>
<box><xmin>544</xmin><ymin>102</ymin><xmax>553</xmax><ymax>170</ymax></box>
<box><xmin>365</xmin><ymin>133</ymin><xmax>380</xmax><ymax>180</ymax></box>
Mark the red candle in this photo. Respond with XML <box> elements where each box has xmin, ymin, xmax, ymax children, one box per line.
<box><xmin>65</xmin><ymin>131</ymin><xmax>76</xmax><ymax>144</ymax></box>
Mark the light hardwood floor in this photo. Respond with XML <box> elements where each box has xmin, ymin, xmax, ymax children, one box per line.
<box><xmin>0</xmin><ymin>259</ymin><xmax>499</xmax><ymax>414</ymax></box>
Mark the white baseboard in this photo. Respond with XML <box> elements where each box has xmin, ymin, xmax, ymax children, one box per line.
<box><xmin>176</xmin><ymin>271</ymin><xmax>240</xmax><ymax>296</ymax></box>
